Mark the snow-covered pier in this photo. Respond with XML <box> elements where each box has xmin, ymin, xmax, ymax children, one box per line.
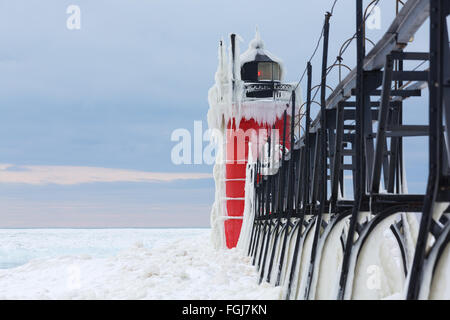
<box><xmin>209</xmin><ymin>0</ymin><xmax>450</xmax><ymax>300</ymax></box>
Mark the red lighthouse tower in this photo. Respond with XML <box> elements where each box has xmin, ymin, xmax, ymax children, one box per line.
<box><xmin>208</xmin><ymin>31</ymin><xmax>297</xmax><ymax>249</ymax></box>
<box><xmin>222</xmin><ymin>32</ymin><xmax>295</xmax><ymax>248</ymax></box>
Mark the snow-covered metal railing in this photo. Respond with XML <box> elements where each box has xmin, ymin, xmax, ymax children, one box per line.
<box><xmin>241</xmin><ymin>0</ymin><xmax>450</xmax><ymax>300</ymax></box>
<box><xmin>243</xmin><ymin>82</ymin><xmax>295</xmax><ymax>100</ymax></box>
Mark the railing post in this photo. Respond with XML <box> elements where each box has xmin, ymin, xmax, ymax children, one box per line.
<box><xmin>262</xmin><ymin>112</ymin><xmax>288</xmax><ymax>283</ymax></box>
<box><xmin>285</xmin><ymin>63</ymin><xmax>313</xmax><ymax>299</ymax></box>
<box><xmin>371</xmin><ymin>54</ymin><xmax>394</xmax><ymax>193</ymax></box>
<box><xmin>337</xmin><ymin>0</ymin><xmax>365</xmax><ymax>300</ymax></box>
<box><xmin>275</xmin><ymin>91</ymin><xmax>297</xmax><ymax>286</ymax></box>
<box><xmin>304</xmin><ymin>11</ymin><xmax>331</xmax><ymax>299</ymax></box>
<box><xmin>406</xmin><ymin>0</ymin><xmax>445</xmax><ymax>300</ymax></box>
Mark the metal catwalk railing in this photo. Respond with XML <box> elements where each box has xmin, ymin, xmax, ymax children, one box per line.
<box><xmin>245</xmin><ymin>0</ymin><xmax>450</xmax><ymax>300</ymax></box>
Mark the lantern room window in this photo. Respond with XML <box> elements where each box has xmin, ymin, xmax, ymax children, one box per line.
<box><xmin>257</xmin><ymin>62</ymin><xmax>280</xmax><ymax>81</ymax></box>
<box><xmin>241</xmin><ymin>61</ymin><xmax>281</xmax><ymax>82</ymax></box>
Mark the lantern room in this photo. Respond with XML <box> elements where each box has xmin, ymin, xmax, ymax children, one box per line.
<box><xmin>241</xmin><ymin>56</ymin><xmax>282</xmax><ymax>82</ymax></box>
<box><xmin>239</xmin><ymin>31</ymin><xmax>288</xmax><ymax>99</ymax></box>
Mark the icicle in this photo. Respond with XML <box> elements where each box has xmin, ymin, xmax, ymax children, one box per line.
<box><xmin>229</xmin><ymin>33</ymin><xmax>244</xmax><ymax>129</ymax></box>
<box><xmin>207</xmin><ymin>39</ymin><xmax>232</xmax><ymax>249</ymax></box>
<box><xmin>252</xmin><ymin>26</ymin><xmax>264</xmax><ymax>49</ymax></box>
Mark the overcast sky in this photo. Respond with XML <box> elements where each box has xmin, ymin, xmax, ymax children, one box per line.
<box><xmin>0</xmin><ymin>0</ymin><xmax>431</xmax><ymax>227</ymax></box>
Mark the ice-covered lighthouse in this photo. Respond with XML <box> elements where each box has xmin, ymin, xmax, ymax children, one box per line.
<box><xmin>208</xmin><ymin>31</ymin><xmax>301</xmax><ymax>249</ymax></box>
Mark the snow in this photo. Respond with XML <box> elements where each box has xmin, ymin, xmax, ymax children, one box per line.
<box><xmin>280</xmin><ymin>223</ymin><xmax>302</xmax><ymax>299</ymax></box>
<box><xmin>292</xmin><ymin>218</ymin><xmax>315</xmax><ymax>299</ymax></box>
<box><xmin>236</xmin><ymin>158</ymin><xmax>256</xmax><ymax>252</ymax></box>
<box><xmin>278</xmin><ymin>223</ymin><xmax>298</xmax><ymax>286</ymax></box>
<box><xmin>401</xmin><ymin>212</ymin><xmax>419</xmax><ymax>268</ymax></box>
<box><xmin>418</xmin><ymin>206</ymin><xmax>450</xmax><ymax>300</ymax></box>
<box><xmin>207</xmin><ymin>35</ymin><xmax>233</xmax><ymax>249</ymax></box>
<box><xmin>429</xmin><ymin>241</ymin><xmax>450</xmax><ymax>299</ymax></box>
<box><xmin>236</xmin><ymin>200</ymin><xmax>429</xmax><ymax>300</ymax></box>
<box><xmin>266</xmin><ymin>223</ymin><xmax>287</xmax><ymax>285</ymax></box>
<box><xmin>350</xmin><ymin>215</ymin><xmax>405</xmax><ymax>300</ymax></box>
<box><xmin>209</xmin><ymin>138</ymin><xmax>227</xmax><ymax>249</ymax></box>
<box><xmin>314</xmin><ymin>217</ymin><xmax>349</xmax><ymax>300</ymax></box>
<box><xmin>0</xmin><ymin>229</ymin><xmax>281</xmax><ymax>300</ymax></box>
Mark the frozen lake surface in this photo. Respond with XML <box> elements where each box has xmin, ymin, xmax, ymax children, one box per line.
<box><xmin>0</xmin><ymin>228</ymin><xmax>281</xmax><ymax>299</ymax></box>
<box><xmin>0</xmin><ymin>228</ymin><xmax>206</xmax><ymax>269</ymax></box>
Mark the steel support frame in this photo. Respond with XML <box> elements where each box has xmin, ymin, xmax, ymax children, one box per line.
<box><xmin>245</xmin><ymin>0</ymin><xmax>449</xmax><ymax>300</ymax></box>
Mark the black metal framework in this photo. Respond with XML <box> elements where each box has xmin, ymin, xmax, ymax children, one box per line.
<box><xmin>243</xmin><ymin>82</ymin><xmax>294</xmax><ymax>100</ymax></box>
<box><xmin>244</xmin><ymin>0</ymin><xmax>450</xmax><ymax>300</ymax></box>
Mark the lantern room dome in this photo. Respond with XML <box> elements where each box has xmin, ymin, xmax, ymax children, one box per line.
<box><xmin>240</xmin><ymin>30</ymin><xmax>284</xmax><ymax>83</ymax></box>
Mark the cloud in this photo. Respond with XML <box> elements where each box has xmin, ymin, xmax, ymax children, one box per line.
<box><xmin>0</xmin><ymin>163</ymin><xmax>212</xmax><ymax>185</ymax></box>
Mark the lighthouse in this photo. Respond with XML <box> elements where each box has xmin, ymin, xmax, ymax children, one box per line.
<box><xmin>208</xmin><ymin>31</ymin><xmax>299</xmax><ymax>249</ymax></box>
